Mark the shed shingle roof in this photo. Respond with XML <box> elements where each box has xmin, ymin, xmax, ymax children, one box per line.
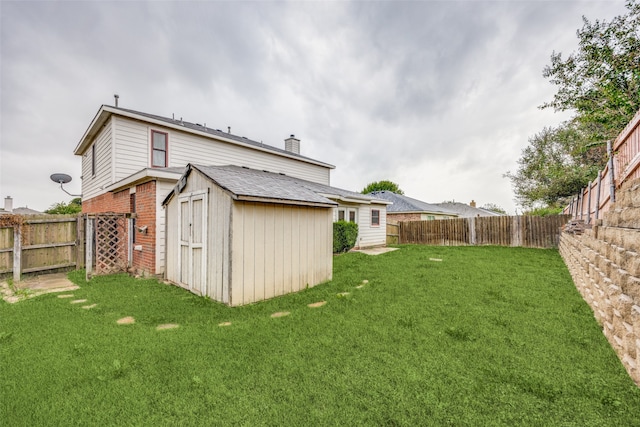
<box><xmin>165</xmin><ymin>164</ymin><xmax>389</xmax><ymax>208</ymax></box>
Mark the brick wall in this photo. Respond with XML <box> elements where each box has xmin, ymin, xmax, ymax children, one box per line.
<box><xmin>560</xmin><ymin>178</ymin><xmax>640</xmax><ymax>386</ymax></box>
<box><xmin>82</xmin><ymin>182</ymin><xmax>157</xmax><ymax>277</ymax></box>
<box><xmin>387</xmin><ymin>213</ymin><xmax>421</xmax><ymax>224</ymax></box>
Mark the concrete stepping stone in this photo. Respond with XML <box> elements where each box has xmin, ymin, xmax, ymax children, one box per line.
<box><xmin>218</xmin><ymin>322</ymin><xmax>232</xmax><ymax>327</ymax></box>
<box><xmin>271</xmin><ymin>311</ymin><xmax>290</xmax><ymax>318</ymax></box>
<box><xmin>58</xmin><ymin>294</ymin><xmax>74</xmax><ymax>299</ymax></box>
<box><xmin>156</xmin><ymin>323</ymin><xmax>179</xmax><ymax>331</ymax></box>
<box><xmin>337</xmin><ymin>292</ymin><xmax>350</xmax><ymax>297</ymax></box>
<box><xmin>82</xmin><ymin>304</ymin><xmax>97</xmax><ymax>310</ymax></box>
<box><xmin>70</xmin><ymin>299</ymin><xmax>88</xmax><ymax>304</ymax></box>
<box><xmin>307</xmin><ymin>301</ymin><xmax>326</xmax><ymax>308</ymax></box>
<box><xmin>429</xmin><ymin>258</ymin><xmax>443</xmax><ymax>262</ymax></box>
<box><xmin>356</xmin><ymin>285</ymin><xmax>365</xmax><ymax>289</ymax></box>
<box><xmin>116</xmin><ymin>316</ymin><xmax>135</xmax><ymax>325</ymax></box>
<box><xmin>362</xmin><ymin>280</ymin><xmax>369</xmax><ymax>284</ymax></box>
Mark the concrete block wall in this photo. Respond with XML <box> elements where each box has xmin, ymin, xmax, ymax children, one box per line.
<box><xmin>560</xmin><ymin>178</ymin><xmax>640</xmax><ymax>385</ymax></box>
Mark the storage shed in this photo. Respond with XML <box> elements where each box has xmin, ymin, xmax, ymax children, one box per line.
<box><xmin>163</xmin><ymin>164</ymin><xmax>336</xmax><ymax>306</ymax></box>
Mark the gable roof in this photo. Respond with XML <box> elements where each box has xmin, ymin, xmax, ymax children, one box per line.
<box><xmin>164</xmin><ymin>164</ymin><xmax>390</xmax><ymax>208</ymax></box>
<box><xmin>74</xmin><ymin>105</ymin><xmax>335</xmax><ymax>170</ymax></box>
<box><xmin>367</xmin><ymin>191</ymin><xmax>457</xmax><ymax>215</ymax></box>
<box><xmin>434</xmin><ymin>202</ymin><xmax>504</xmax><ymax>217</ymax></box>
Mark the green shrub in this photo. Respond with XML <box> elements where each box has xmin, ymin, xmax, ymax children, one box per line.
<box><xmin>333</xmin><ymin>220</ymin><xmax>358</xmax><ymax>253</ymax></box>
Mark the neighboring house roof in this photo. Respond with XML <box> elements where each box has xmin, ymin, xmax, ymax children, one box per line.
<box><xmin>74</xmin><ymin>105</ymin><xmax>335</xmax><ymax>170</ymax></box>
<box><xmin>164</xmin><ymin>164</ymin><xmax>390</xmax><ymax>208</ymax></box>
<box><xmin>0</xmin><ymin>207</ymin><xmax>42</xmax><ymax>215</ymax></box>
<box><xmin>434</xmin><ymin>202</ymin><xmax>504</xmax><ymax>218</ymax></box>
<box><xmin>367</xmin><ymin>191</ymin><xmax>457</xmax><ymax>216</ymax></box>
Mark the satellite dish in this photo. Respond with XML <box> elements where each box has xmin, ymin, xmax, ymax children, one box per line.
<box><xmin>50</xmin><ymin>173</ymin><xmax>72</xmax><ymax>184</ymax></box>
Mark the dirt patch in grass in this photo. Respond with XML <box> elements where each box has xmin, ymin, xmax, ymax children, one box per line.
<box><xmin>116</xmin><ymin>316</ymin><xmax>135</xmax><ymax>325</ymax></box>
<box><xmin>271</xmin><ymin>311</ymin><xmax>290</xmax><ymax>318</ymax></box>
<box><xmin>156</xmin><ymin>323</ymin><xmax>179</xmax><ymax>331</ymax></box>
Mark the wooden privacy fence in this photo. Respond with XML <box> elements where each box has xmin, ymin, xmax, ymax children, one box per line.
<box><xmin>0</xmin><ymin>214</ymin><xmax>84</xmax><ymax>282</ymax></box>
<box><xmin>566</xmin><ymin>108</ymin><xmax>640</xmax><ymax>222</ymax></box>
<box><xmin>398</xmin><ymin>215</ymin><xmax>571</xmax><ymax>248</ymax></box>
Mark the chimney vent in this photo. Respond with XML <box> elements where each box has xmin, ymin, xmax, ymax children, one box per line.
<box><xmin>470</xmin><ymin>200</ymin><xmax>476</xmax><ymax>208</ymax></box>
<box><xmin>4</xmin><ymin>196</ymin><xmax>13</xmax><ymax>213</ymax></box>
<box><xmin>114</xmin><ymin>94</ymin><xmax>119</xmax><ymax>107</ymax></box>
<box><xmin>285</xmin><ymin>135</ymin><xmax>300</xmax><ymax>155</ymax></box>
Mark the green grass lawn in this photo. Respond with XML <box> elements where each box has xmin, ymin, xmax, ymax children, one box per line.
<box><xmin>1</xmin><ymin>245</ymin><xmax>639</xmax><ymax>426</ymax></box>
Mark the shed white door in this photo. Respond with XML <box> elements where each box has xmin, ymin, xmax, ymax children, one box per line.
<box><xmin>178</xmin><ymin>191</ymin><xmax>208</xmax><ymax>295</ymax></box>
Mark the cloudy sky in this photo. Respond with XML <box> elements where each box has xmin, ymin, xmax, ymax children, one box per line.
<box><xmin>0</xmin><ymin>0</ymin><xmax>628</xmax><ymax>214</ymax></box>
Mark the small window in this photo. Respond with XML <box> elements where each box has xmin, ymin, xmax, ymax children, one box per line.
<box><xmin>91</xmin><ymin>143</ymin><xmax>96</xmax><ymax>176</ymax></box>
<box><xmin>349</xmin><ymin>210</ymin><xmax>356</xmax><ymax>222</ymax></box>
<box><xmin>338</xmin><ymin>209</ymin><xmax>345</xmax><ymax>221</ymax></box>
<box><xmin>151</xmin><ymin>130</ymin><xmax>168</xmax><ymax>167</ymax></box>
<box><xmin>371</xmin><ymin>209</ymin><xmax>380</xmax><ymax>226</ymax></box>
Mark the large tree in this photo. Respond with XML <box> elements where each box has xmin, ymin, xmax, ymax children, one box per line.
<box><xmin>361</xmin><ymin>180</ymin><xmax>404</xmax><ymax>195</ymax></box>
<box><xmin>506</xmin><ymin>123</ymin><xmax>606</xmax><ymax>209</ymax></box>
<box><xmin>509</xmin><ymin>1</ymin><xmax>640</xmax><ymax>208</ymax></box>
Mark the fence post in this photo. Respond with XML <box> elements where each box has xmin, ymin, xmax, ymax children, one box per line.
<box><xmin>586</xmin><ymin>181</ymin><xmax>592</xmax><ymax>224</ymax></box>
<box><xmin>469</xmin><ymin>217</ymin><xmax>476</xmax><ymax>245</ymax></box>
<box><xmin>12</xmin><ymin>225</ymin><xmax>21</xmax><ymax>282</ymax></box>
<box><xmin>595</xmin><ymin>172</ymin><xmax>602</xmax><ymax>220</ymax></box>
<box><xmin>76</xmin><ymin>215</ymin><xmax>85</xmax><ymax>270</ymax></box>
<box><xmin>608</xmin><ymin>140</ymin><xmax>616</xmax><ymax>203</ymax></box>
<box><xmin>512</xmin><ymin>216</ymin><xmax>522</xmax><ymax>247</ymax></box>
<box><xmin>86</xmin><ymin>216</ymin><xmax>93</xmax><ymax>281</ymax></box>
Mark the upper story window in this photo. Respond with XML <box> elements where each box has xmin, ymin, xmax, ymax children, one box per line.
<box><xmin>151</xmin><ymin>130</ymin><xmax>168</xmax><ymax>167</ymax></box>
<box><xmin>371</xmin><ymin>209</ymin><xmax>380</xmax><ymax>226</ymax></box>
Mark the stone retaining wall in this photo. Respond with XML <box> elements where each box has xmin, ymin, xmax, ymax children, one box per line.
<box><xmin>560</xmin><ymin>178</ymin><xmax>640</xmax><ymax>385</ymax></box>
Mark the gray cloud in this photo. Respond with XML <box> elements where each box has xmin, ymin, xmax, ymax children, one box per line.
<box><xmin>0</xmin><ymin>0</ymin><xmax>628</xmax><ymax>213</ymax></box>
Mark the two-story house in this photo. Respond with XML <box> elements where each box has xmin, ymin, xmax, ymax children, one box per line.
<box><xmin>74</xmin><ymin>104</ymin><xmax>388</xmax><ymax>277</ymax></box>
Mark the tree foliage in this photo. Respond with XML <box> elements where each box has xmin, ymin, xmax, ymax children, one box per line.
<box><xmin>509</xmin><ymin>1</ymin><xmax>640</xmax><ymax>208</ymax></box>
<box><xmin>541</xmin><ymin>0</ymin><xmax>640</xmax><ymax>143</ymax></box>
<box><xmin>45</xmin><ymin>198</ymin><xmax>82</xmax><ymax>215</ymax></box>
<box><xmin>480</xmin><ymin>203</ymin><xmax>507</xmax><ymax>215</ymax></box>
<box><xmin>506</xmin><ymin>124</ymin><xmax>606</xmax><ymax>209</ymax></box>
<box><xmin>362</xmin><ymin>180</ymin><xmax>404</xmax><ymax>195</ymax></box>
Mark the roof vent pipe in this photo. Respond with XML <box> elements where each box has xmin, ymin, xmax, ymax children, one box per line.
<box><xmin>114</xmin><ymin>94</ymin><xmax>119</xmax><ymax>107</ymax></box>
<box><xmin>228</xmin><ymin>126</ymin><xmax>231</xmax><ymax>134</ymax></box>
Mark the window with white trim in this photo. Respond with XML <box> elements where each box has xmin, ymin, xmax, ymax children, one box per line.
<box><xmin>151</xmin><ymin>130</ymin><xmax>168</xmax><ymax>167</ymax></box>
<box><xmin>337</xmin><ymin>207</ymin><xmax>358</xmax><ymax>223</ymax></box>
<box><xmin>371</xmin><ymin>209</ymin><xmax>380</xmax><ymax>226</ymax></box>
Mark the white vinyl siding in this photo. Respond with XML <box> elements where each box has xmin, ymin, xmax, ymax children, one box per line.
<box><xmin>357</xmin><ymin>204</ymin><xmax>387</xmax><ymax>249</ymax></box>
<box><xmin>81</xmin><ymin>123</ymin><xmax>113</xmax><ymax>200</ymax></box>
<box><xmin>155</xmin><ymin>179</ymin><xmax>175</xmax><ymax>275</ymax></box>
<box><xmin>170</xmin><ymin>131</ymin><xmax>330</xmax><ymax>184</ymax></box>
<box><xmin>113</xmin><ymin>116</ymin><xmax>149</xmax><ymax>181</ymax></box>
<box><xmin>109</xmin><ymin>117</ymin><xmax>330</xmax><ymax>185</ymax></box>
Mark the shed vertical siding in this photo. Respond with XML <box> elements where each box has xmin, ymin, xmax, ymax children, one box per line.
<box><xmin>230</xmin><ymin>202</ymin><xmax>332</xmax><ymax>306</ymax></box>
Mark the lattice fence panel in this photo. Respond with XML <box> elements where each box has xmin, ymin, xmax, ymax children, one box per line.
<box><xmin>95</xmin><ymin>214</ymin><xmax>128</xmax><ymax>275</ymax></box>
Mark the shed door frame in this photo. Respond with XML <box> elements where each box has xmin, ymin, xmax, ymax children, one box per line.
<box><xmin>177</xmin><ymin>190</ymin><xmax>208</xmax><ymax>295</ymax></box>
